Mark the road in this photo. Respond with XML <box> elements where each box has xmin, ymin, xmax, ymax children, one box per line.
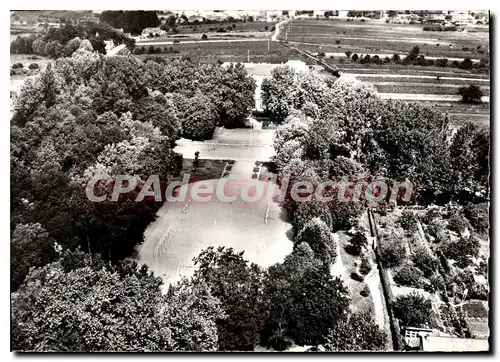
<box><xmin>136</xmin><ymin>38</ymin><xmax>268</xmax><ymax>46</ymax></box>
<box><xmin>378</xmin><ymin>93</ymin><xmax>489</xmax><ymax>102</ymax></box>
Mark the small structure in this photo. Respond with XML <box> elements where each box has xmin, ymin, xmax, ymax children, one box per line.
<box><xmin>285</xmin><ymin>59</ymin><xmax>309</xmax><ymax>73</ymax></box>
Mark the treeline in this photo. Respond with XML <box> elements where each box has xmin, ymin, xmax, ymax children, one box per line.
<box><xmin>262</xmin><ymin>67</ymin><xmax>489</xmax><ymax>207</ymax></box>
<box><xmin>341</xmin><ymin>46</ymin><xmax>489</xmax><ymax>71</ymax></box>
<box><xmin>10</xmin><ymin>22</ymin><xmax>136</xmax><ymax>58</ymax></box>
<box><xmin>10</xmin><ymin>49</ymin><xmax>255</xmax><ymax>292</ymax></box>
<box><xmin>100</xmin><ymin>10</ymin><xmax>160</xmax><ymax>35</ymax></box>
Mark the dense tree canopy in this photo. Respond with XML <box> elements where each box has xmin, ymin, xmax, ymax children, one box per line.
<box><xmin>12</xmin><ymin>251</ymin><xmax>224</xmax><ymax>351</ymax></box>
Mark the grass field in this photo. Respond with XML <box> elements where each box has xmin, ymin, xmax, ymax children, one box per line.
<box><xmin>136</xmin><ymin>39</ymin><xmax>305</xmax><ymax>63</ymax></box>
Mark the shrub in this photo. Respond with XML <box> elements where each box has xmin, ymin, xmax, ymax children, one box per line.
<box><xmin>459</xmin><ymin>58</ymin><xmax>474</xmax><ymax>70</ymax></box>
<box><xmin>458</xmin><ymin>85</ymin><xmax>483</xmax><ymax>104</ymax></box>
<box><xmin>440</xmin><ymin>235</ymin><xmax>480</xmax><ymax>260</ymax></box>
<box><xmin>351</xmin><ymin>271</ymin><xmax>364</xmax><ymax>282</ymax></box>
<box><xmin>12</xmin><ymin>62</ymin><xmax>23</xmax><ymax>69</ymax></box>
<box><xmin>360</xmin><ymin>285</ymin><xmax>370</xmax><ymax>297</ymax></box>
<box><xmin>411</xmin><ymin>246</ymin><xmax>439</xmax><ymax>278</ymax></box>
<box><xmin>351</xmin><ymin>53</ymin><xmax>359</xmax><ymax>61</ymax></box>
<box><xmin>447</xmin><ymin>213</ymin><xmax>469</xmax><ymax>234</ymax></box>
<box><xmin>435</xmin><ymin>58</ymin><xmax>448</xmax><ymax>67</ymax></box>
<box><xmin>463</xmin><ymin>202</ymin><xmax>489</xmax><ymax>234</ymax></box>
<box><xmin>393</xmin><ymin>292</ymin><xmax>432</xmax><ymax>327</ymax></box>
<box><xmin>28</xmin><ymin>63</ymin><xmax>39</xmax><ymax>69</ymax></box>
<box><xmin>201</xmin><ymin>34</ymin><xmax>208</xmax><ymax>40</ymax></box>
<box><xmin>398</xmin><ymin>210</ymin><xmax>419</xmax><ymax>232</ymax></box>
<box><xmin>380</xmin><ymin>236</ymin><xmax>406</xmax><ymax>268</ymax></box>
<box><xmin>359</xmin><ymin>254</ymin><xmax>372</xmax><ymax>275</ymax></box>
<box><xmin>345</xmin><ymin>51</ymin><xmax>352</xmax><ymax>58</ymax></box>
<box><xmin>318</xmin><ymin>51</ymin><xmax>326</xmax><ymax>57</ymax></box>
<box><xmin>393</xmin><ymin>264</ymin><xmax>424</xmax><ymax>288</ymax></box>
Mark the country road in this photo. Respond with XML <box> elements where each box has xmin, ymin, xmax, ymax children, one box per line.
<box><xmin>136</xmin><ymin>38</ymin><xmax>268</xmax><ymax>46</ymax></box>
<box><xmin>346</xmin><ymin>73</ymin><xmax>490</xmax><ymax>82</ymax></box>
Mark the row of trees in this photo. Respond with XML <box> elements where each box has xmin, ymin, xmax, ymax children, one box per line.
<box><xmin>343</xmin><ymin>46</ymin><xmax>489</xmax><ymax>71</ymax></box>
<box><xmin>11</xmin><ymin>50</ymin><xmax>256</xmax><ymax>292</ymax></box>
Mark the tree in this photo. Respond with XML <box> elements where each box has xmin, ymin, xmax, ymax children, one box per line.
<box><xmin>459</xmin><ymin>57</ymin><xmax>474</xmax><ymax>70</ymax></box>
<box><xmin>261</xmin><ymin>66</ymin><xmax>298</xmax><ymax>123</ymax></box>
<box><xmin>294</xmin><ymin>217</ymin><xmax>337</xmax><ymax>265</ymax></box>
<box><xmin>192</xmin><ymin>247</ymin><xmax>265</xmax><ymax>351</ymax></box>
<box><xmin>170</xmin><ymin>92</ymin><xmax>218</xmax><ymax>141</ymax></box>
<box><xmin>262</xmin><ymin>244</ymin><xmax>350</xmax><ymax>350</ymax></box>
<box><xmin>345</xmin><ymin>50</ymin><xmax>352</xmax><ymax>58</ymax></box>
<box><xmin>325</xmin><ymin>312</ymin><xmax>387</xmax><ymax>351</ymax></box>
<box><xmin>458</xmin><ymin>85</ymin><xmax>483</xmax><ymax>104</ymax></box>
<box><xmin>11</xmin><ymin>223</ymin><xmax>59</xmax><ymax>292</ymax></box>
<box><xmin>393</xmin><ymin>292</ymin><xmax>433</xmax><ymax>327</ymax></box>
<box><xmin>345</xmin><ymin>230</ymin><xmax>367</xmax><ymax>256</ymax></box>
<box><xmin>12</xmin><ymin>252</ymin><xmax>224</xmax><ymax>351</ymax></box>
<box><xmin>351</xmin><ymin>53</ymin><xmax>359</xmax><ymax>61</ymax></box>
<box><xmin>201</xmin><ymin>33</ymin><xmax>208</xmax><ymax>40</ymax></box>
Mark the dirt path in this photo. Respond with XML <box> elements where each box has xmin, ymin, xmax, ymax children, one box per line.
<box><xmin>330</xmin><ymin>233</ymin><xmax>344</xmax><ymax>278</ymax></box>
<box><xmin>347</xmin><ymin>73</ymin><xmax>489</xmax><ymax>82</ymax></box>
<box><xmin>378</xmin><ymin>93</ymin><xmax>490</xmax><ymax>102</ymax></box>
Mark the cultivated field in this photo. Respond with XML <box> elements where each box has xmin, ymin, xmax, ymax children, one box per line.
<box><xmin>136</xmin><ymin>39</ymin><xmax>304</xmax><ymax>64</ymax></box>
<box><xmin>280</xmin><ymin>18</ymin><xmax>489</xmax><ymax>60</ymax></box>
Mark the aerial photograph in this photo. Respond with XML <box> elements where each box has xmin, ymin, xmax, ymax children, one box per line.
<box><xmin>9</xmin><ymin>8</ymin><xmax>490</xmax><ymax>352</ymax></box>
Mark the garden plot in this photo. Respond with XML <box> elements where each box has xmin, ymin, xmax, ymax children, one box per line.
<box><xmin>374</xmin><ymin>204</ymin><xmax>489</xmax><ymax>338</ymax></box>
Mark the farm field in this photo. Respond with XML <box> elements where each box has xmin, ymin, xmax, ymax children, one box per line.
<box><xmin>136</xmin><ymin>39</ymin><xmax>307</xmax><ymax>64</ymax></box>
<box><xmin>162</xmin><ymin>20</ymin><xmax>277</xmax><ymax>35</ymax></box>
<box><xmin>280</xmin><ymin>18</ymin><xmax>489</xmax><ymax>60</ymax></box>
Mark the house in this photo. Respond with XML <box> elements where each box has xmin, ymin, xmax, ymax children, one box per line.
<box><xmin>141</xmin><ymin>27</ymin><xmax>167</xmax><ymax>38</ymax></box>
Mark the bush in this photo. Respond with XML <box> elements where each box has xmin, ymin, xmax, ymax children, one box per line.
<box><xmin>435</xmin><ymin>58</ymin><xmax>448</xmax><ymax>67</ymax></box>
<box><xmin>393</xmin><ymin>264</ymin><xmax>424</xmax><ymax>288</ymax></box>
<box><xmin>360</xmin><ymin>285</ymin><xmax>370</xmax><ymax>297</ymax></box>
<box><xmin>447</xmin><ymin>213</ymin><xmax>469</xmax><ymax>234</ymax></box>
<box><xmin>351</xmin><ymin>53</ymin><xmax>359</xmax><ymax>61</ymax></box>
<box><xmin>459</xmin><ymin>58</ymin><xmax>474</xmax><ymax>70</ymax></box>
<box><xmin>12</xmin><ymin>62</ymin><xmax>23</xmax><ymax>69</ymax></box>
<box><xmin>28</xmin><ymin>63</ymin><xmax>39</xmax><ymax>69</ymax></box>
<box><xmin>359</xmin><ymin>255</ymin><xmax>372</xmax><ymax>275</ymax></box>
<box><xmin>463</xmin><ymin>202</ymin><xmax>489</xmax><ymax>234</ymax></box>
<box><xmin>411</xmin><ymin>245</ymin><xmax>439</xmax><ymax>278</ymax></box>
<box><xmin>458</xmin><ymin>85</ymin><xmax>483</xmax><ymax>104</ymax></box>
<box><xmin>351</xmin><ymin>271</ymin><xmax>364</xmax><ymax>282</ymax></box>
<box><xmin>318</xmin><ymin>51</ymin><xmax>326</xmax><ymax>57</ymax></box>
<box><xmin>393</xmin><ymin>292</ymin><xmax>432</xmax><ymax>327</ymax></box>
<box><xmin>345</xmin><ymin>51</ymin><xmax>352</xmax><ymax>58</ymax></box>
<box><xmin>398</xmin><ymin>210</ymin><xmax>419</xmax><ymax>232</ymax></box>
<box><xmin>380</xmin><ymin>236</ymin><xmax>406</xmax><ymax>268</ymax></box>
<box><xmin>201</xmin><ymin>34</ymin><xmax>208</xmax><ymax>40</ymax></box>
<box><xmin>441</xmin><ymin>235</ymin><xmax>480</xmax><ymax>261</ymax></box>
